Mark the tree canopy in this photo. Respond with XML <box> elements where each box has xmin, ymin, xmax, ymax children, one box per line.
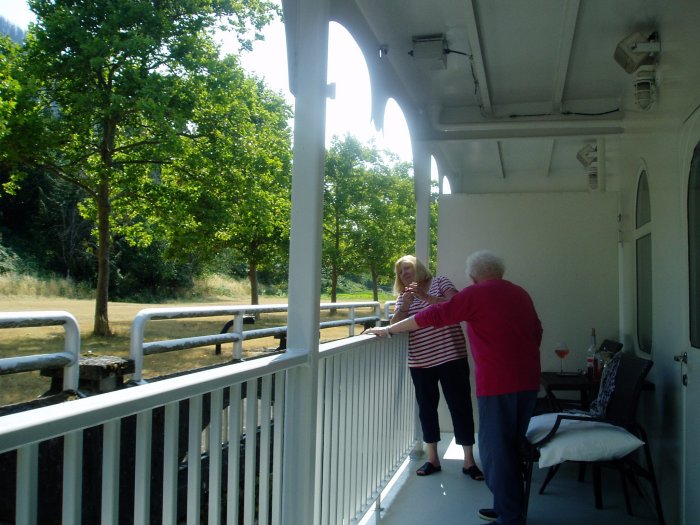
<box><xmin>0</xmin><ymin>0</ymin><xmax>288</xmax><ymax>335</ymax></box>
<box><xmin>323</xmin><ymin>135</ymin><xmax>415</xmax><ymax>302</ymax></box>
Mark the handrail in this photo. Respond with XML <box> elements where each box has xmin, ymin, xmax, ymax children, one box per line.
<box><xmin>129</xmin><ymin>301</ymin><xmax>384</xmax><ymax>382</ymax></box>
<box><xmin>0</xmin><ymin>311</ymin><xmax>80</xmax><ymax>392</ymax></box>
<box><xmin>0</xmin><ymin>350</ymin><xmax>305</xmax><ymax>454</ymax></box>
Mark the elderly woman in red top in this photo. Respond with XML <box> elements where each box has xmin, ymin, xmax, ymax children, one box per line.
<box><xmin>370</xmin><ymin>251</ymin><xmax>542</xmax><ymax>525</ymax></box>
<box><xmin>389</xmin><ymin>255</ymin><xmax>482</xmax><ymax>480</ymax></box>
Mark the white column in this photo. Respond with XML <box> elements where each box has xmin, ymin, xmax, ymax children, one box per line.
<box><xmin>282</xmin><ymin>0</ymin><xmax>329</xmax><ymax>522</ymax></box>
<box><xmin>413</xmin><ymin>142</ymin><xmax>432</xmax><ymax>264</ymax></box>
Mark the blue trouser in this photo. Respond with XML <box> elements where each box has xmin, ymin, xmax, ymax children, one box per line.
<box><xmin>477</xmin><ymin>390</ymin><xmax>537</xmax><ymax>525</ymax></box>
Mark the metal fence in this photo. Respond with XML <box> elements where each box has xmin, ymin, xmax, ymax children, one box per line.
<box><xmin>129</xmin><ymin>302</ymin><xmax>384</xmax><ymax>382</ymax></box>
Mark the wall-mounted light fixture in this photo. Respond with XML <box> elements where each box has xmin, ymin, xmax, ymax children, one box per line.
<box><xmin>576</xmin><ymin>143</ymin><xmax>597</xmax><ymax>167</ymax></box>
<box><xmin>409</xmin><ymin>34</ymin><xmax>447</xmax><ymax>70</ymax></box>
<box><xmin>577</xmin><ymin>142</ymin><xmax>599</xmax><ymax>190</ymax></box>
<box><xmin>613</xmin><ymin>31</ymin><xmax>660</xmax><ymax>110</ymax></box>
<box><xmin>634</xmin><ymin>65</ymin><xmax>657</xmax><ymax>110</ymax></box>
<box><xmin>613</xmin><ymin>31</ymin><xmax>660</xmax><ymax>74</ymax></box>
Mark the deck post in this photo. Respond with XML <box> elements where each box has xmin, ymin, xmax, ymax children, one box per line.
<box><xmin>282</xmin><ymin>0</ymin><xmax>330</xmax><ymax>522</ymax></box>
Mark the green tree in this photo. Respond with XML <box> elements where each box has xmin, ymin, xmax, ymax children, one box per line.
<box><xmin>348</xmin><ymin>157</ymin><xmax>415</xmax><ymax>300</ymax></box>
<box><xmin>0</xmin><ymin>36</ymin><xmax>20</xmax><ymax>142</ymax></box>
<box><xmin>158</xmin><ymin>73</ymin><xmax>292</xmax><ymax>305</ymax></box>
<box><xmin>0</xmin><ymin>0</ymin><xmax>279</xmax><ymax>335</ymax></box>
<box><xmin>323</xmin><ymin>135</ymin><xmax>417</xmax><ymax>302</ymax></box>
<box><xmin>323</xmin><ymin>135</ymin><xmax>373</xmax><ymax>304</ymax></box>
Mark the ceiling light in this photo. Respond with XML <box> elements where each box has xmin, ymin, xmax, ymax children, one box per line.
<box><xmin>613</xmin><ymin>31</ymin><xmax>660</xmax><ymax>74</ymax></box>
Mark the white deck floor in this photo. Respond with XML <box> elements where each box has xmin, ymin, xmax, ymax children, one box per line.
<box><xmin>360</xmin><ymin>433</ymin><xmax>661</xmax><ymax>525</ymax></box>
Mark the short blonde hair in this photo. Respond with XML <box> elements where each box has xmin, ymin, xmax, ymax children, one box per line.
<box><xmin>393</xmin><ymin>255</ymin><xmax>432</xmax><ymax>295</ymax></box>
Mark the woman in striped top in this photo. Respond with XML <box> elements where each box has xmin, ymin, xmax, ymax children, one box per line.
<box><xmin>391</xmin><ymin>255</ymin><xmax>482</xmax><ymax>480</ymax></box>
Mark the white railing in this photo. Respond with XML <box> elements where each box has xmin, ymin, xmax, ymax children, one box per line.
<box><xmin>0</xmin><ymin>311</ymin><xmax>80</xmax><ymax>392</ymax></box>
<box><xmin>314</xmin><ymin>336</ymin><xmax>414</xmax><ymax>524</ymax></box>
<box><xmin>0</xmin><ymin>316</ymin><xmax>414</xmax><ymax>524</ymax></box>
<box><xmin>129</xmin><ymin>302</ymin><xmax>384</xmax><ymax>382</ymax></box>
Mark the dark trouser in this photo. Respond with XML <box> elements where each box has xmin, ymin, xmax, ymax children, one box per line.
<box><xmin>409</xmin><ymin>358</ymin><xmax>476</xmax><ymax>445</ymax></box>
<box><xmin>477</xmin><ymin>390</ymin><xmax>537</xmax><ymax>525</ymax></box>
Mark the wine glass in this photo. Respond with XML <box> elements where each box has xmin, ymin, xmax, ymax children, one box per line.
<box><xmin>554</xmin><ymin>342</ymin><xmax>570</xmax><ymax>375</ymax></box>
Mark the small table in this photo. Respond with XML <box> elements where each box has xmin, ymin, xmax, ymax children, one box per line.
<box><xmin>540</xmin><ymin>372</ymin><xmax>596</xmax><ymax>412</ymax></box>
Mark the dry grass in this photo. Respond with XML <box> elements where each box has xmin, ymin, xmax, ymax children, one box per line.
<box><xmin>0</xmin><ymin>272</ymin><xmax>94</xmax><ymax>299</ymax></box>
<box><xmin>0</xmin><ymin>279</ymin><xmax>375</xmax><ymax>406</ymax></box>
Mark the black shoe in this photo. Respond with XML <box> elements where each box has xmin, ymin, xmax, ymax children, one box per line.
<box><xmin>477</xmin><ymin>508</ymin><xmax>498</xmax><ymax>522</ymax></box>
<box><xmin>415</xmin><ymin>461</ymin><xmax>441</xmax><ymax>476</ymax></box>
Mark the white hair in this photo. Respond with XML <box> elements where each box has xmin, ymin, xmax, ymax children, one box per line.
<box><xmin>466</xmin><ymin>250</ymin><xmax>505</xmax><ymax>281</ymax></box>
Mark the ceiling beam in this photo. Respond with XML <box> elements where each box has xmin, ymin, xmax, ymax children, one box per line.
<box><xmin>552</xmin><ymin>0</ymin><xmax>581</xmax><ymax>113</ymax></box>
<box><xmin>464</xmin><ymin>0</ymin><xmax>492</xmax><ymax>114</ymax></box>
<box><xmin>419</xmin><ymin>120</ymin><xmax>624</xmax><ymax>141</ymax></box>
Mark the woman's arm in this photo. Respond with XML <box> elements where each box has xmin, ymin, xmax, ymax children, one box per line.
<box><xmin>367</xmin><ymin>315</ymin><xmax>420</xmax><ymax>338</ymax></box>
<box><xmin>405</xmin><ymin>278</ymin><xmax>457</xmax><ymax>305</ymax></box>
<box><xmin>391</xmin><ymin>289</ymin><xmax>415</xmax><ymax>324</ymax></box>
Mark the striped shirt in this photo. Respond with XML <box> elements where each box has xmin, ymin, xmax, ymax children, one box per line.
<box><xmin>395</xmin><ymin>275</ymin><xmax>468</xmax><ymax>368</ymax></box>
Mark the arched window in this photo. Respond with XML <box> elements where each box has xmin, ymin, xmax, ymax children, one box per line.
<box><xmin>635</xmin><ymin>169</ymin><xmax>652</xmax><ymax>354</ymax></box>
<box><xmin>688</xmin><ymin>142</ymin><xmax>700</xmax><ymax>347</ymax></box>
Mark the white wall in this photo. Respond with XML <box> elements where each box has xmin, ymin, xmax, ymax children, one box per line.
<box><xmin>437</xmin><ymin>192</ymin><xmax>620</xmax><ymax>372</ymax></box>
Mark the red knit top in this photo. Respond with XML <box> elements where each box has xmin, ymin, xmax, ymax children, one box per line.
<box><xmin>415</xmin><ymin>278</ymin><xmax>542</xmax><ymax>396</ymax></box>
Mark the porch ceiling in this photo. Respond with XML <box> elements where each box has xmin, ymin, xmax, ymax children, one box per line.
<box><xmin>283</xmin><ymin>0</ymin><xmax>670</xmax><ymax>193</ymax></box>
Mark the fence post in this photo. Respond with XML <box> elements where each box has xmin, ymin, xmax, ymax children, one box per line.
<box><xmin>233</xmin><ymin>314</ymin><xmax>245</xmax><ymax>360</ymax></box>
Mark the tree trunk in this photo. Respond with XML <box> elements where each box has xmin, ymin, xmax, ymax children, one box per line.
<box><xmin>371</xmin><ymin>267</ymin><xmax>379</xmax><ymax>302</ymax></box>
<box><xmin>248</xmin><ymin>261</ymin><xmax>259</xmax><ymax>306</ymax></box>
<box><xmin>93</xmin><ymin>175</ymin><xmax>112</xmax><ymax>336</ymax></box>
<box><xmin>330</xmin><ymin>264</ymin><xmax>338</xmax><ymax>315</ymax></box>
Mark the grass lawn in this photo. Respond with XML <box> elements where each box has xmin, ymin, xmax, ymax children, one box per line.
<box><xmin>0</xmin><ymin>293</ymin><xmax>391</xmax><ymax>406</ymax></box>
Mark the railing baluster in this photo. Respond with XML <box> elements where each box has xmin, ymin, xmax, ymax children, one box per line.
<box><xmin>226</xmin><ymin>384</ymin><xmax>242</xmax><ymax>525</ymax></box>
<box><xmin>62</xmin><ymin>430</ymin><xmax>83</xmax><ymax>524</ymax></box>
<box><xmin>208</xmin><ymin>388</ymin><xmax>224</xmax><ymax>525</ymax></box>
<box><xmin>328</xmin><ymin>355</ymin><xmax>341</xmax><ymax>524</ymax></box>
<box><xmin>162</xmin><ymin>402</ymin><xmax>179</xmax><ymax>524</ymax></box>
<box><xmin>258</xmin><ymin>374</ymin><xmax>273</xmax><ymax>525</ymax></box>
<box><xmin>271</xmin><ymin>372</ymin><xmax>285</xmax><ymax>525</ymax></box>
<box><xmin>318</xmin><ymin>359</ymin><xmax>331</xmax><ymax>525</ymax></box>
<box><xmin>243</xmin><ymin>378</ymin><xmax>258</xmax><ymax>525</ymax></box>
<box><xmin>102</xmin><ymin>419</ymin><xmax>121</xmax><ymax>525</ymax></box>
<box><xmin>134</xmin><ymin>410</ymin><xmax>153</xmax><ymax>524</ymax></box>
<box><xmin>187</xmin><ymin>396</ymin><xmax>203</xmax><ymax>524</ymax></box>
<box><xmin>16</xmin><ymin>443</ymin><xmax>38</xmax><ymax>525</ymax></box>
<box><xmin>349</xmin><ymin>350</ymin><xmax>360</xmax><ymax>518</ymax></box>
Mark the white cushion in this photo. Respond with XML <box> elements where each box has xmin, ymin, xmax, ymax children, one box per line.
<box><xmin>526</xmin><ymin>412</ymin><xmax>645</xmax><ymax>468</ymax></box>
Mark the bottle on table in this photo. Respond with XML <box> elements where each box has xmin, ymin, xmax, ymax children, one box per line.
<box><xmin>586</xmin><ymin>328</ymin><xmax>599</xmax><ymax>379</ymax></box>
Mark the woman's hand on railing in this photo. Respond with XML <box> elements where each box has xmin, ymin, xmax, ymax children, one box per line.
<box><xmin>365</xmin><ymin>326</ymin><xmax>392</xmax><ymax>338</ymax></box>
